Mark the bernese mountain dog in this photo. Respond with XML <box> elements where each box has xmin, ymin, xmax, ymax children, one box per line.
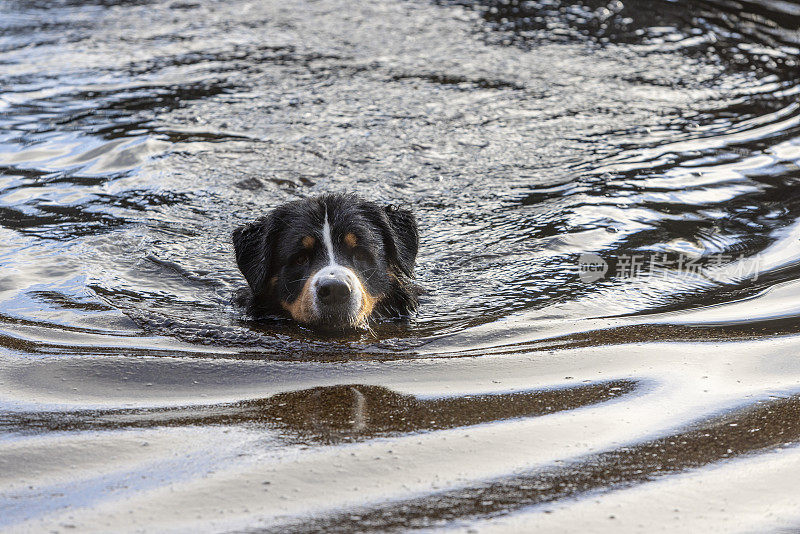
<box><xmin>233</xmin><ymin>193</ymin><xmax>419</xmax><ymax>330</ymax></box>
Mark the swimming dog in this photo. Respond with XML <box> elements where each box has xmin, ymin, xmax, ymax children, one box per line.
<box><xmin>233</xmin><ymin>193</ymin><xmax>419</xmax><ymax>329</ymax></box>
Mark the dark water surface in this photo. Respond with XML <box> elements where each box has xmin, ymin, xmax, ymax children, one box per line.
<box><xmin>2</xmin><ymin>0</ymin><xmax>800</xmax><ymax>531</ymax></box>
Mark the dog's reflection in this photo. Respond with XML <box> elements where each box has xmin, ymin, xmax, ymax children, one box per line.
<box><xmin>2</xmin><ymin>381</ymin><xmax>636</xmax><ymax>444</ymax></box>
<box><xmin>270</xmin><ymin>385</ymin><xmax>372</xmax><ymax>440</ymax></box>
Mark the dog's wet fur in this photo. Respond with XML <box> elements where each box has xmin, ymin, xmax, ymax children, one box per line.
<box><xmin>233</xmin><ymin>193</ymin><xmax>419</xmax><ymax>330</ymax></box>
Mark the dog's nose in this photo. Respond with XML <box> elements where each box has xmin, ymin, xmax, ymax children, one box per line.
<box><xmin>316</xmin><ymin>276</ymin><xmax>351</xmax><ymax>306</ymax></box>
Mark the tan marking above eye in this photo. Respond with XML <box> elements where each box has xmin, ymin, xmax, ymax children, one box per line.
<box><xmin>302</xmin><ymin>236</ymin><xmax>315</xmax><ymax>249</ymax></box>
<box><xmin>344</xmin><ymin>233</ymin><xmax>358</xmax><ymax>248</ymax></box>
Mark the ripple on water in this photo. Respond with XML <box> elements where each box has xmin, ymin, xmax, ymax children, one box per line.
<box><xmin>3</xmin><ymin>0</ymin><xmax>800</xmax><ymax>531</ymax></box>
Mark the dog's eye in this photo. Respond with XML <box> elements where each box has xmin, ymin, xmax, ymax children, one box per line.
<box><xmin>353</xmin><ymin>248</ymin><xmax>372</xmax><ymax>264</ymax></box>
<box><xmin>293</xmin><ymin>253</ymin><xmax>309</xmax><ymax>266</ymax></box>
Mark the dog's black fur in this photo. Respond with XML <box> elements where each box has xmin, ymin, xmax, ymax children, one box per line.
<box><xmin>233</xmin><ymin>193</ymin><xmax>419</xmax><ymax>329</ymax></box>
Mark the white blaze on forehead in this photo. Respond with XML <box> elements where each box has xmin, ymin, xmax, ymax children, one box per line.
<box><xmin>311</xmin><ymin>208</ymin><xmax>364</xmax><ymax>324</ymax></box>
<box><xmin>322</xmin><ymin>209</ymin><xmax>338</xmax><ymax>267</ymax></box>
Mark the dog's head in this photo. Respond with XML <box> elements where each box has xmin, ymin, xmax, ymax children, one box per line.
<box><xmin>232</xmin><ymin>193</ymin><xmax>418</xmax><ymax>329</ymax></box>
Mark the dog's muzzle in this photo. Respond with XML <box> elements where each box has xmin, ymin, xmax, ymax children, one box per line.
<box><xmin>311</xmin><ymin>266</ymin><xmax>363</xmax><ymax>325</ymax></box>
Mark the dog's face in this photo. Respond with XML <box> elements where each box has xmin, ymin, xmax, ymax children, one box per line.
<box><xmin>233</xmin><ymin>194</ymin><xmax>418</xmax><ymax>329</ymax></box>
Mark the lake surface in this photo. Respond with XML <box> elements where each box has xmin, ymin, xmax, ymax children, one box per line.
<box><xmin>2</xmin><ymin>0</ymin><xmax>800</xmax><ymax>531</ymax></box>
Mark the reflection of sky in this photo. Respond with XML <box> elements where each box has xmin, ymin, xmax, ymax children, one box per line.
<box><xmin>2</xmin><ymin>0</ymin><xmax>800</xmax><ymax>530</ymax></box>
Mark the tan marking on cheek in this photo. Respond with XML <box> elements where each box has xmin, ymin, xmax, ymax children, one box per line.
<box><xmin>268</xmin><ymin>276</ymin><xmax>278</xmax><ymax>292</ymax></box>
<box><xmin>301</xmin><ymin>236</ymin><xmax>315</xmax><ymax>249</ymax></box>
<box><xmin>351</xmin><ymin>275</ymin><xmax>381</xmax><ymax>326</ymax></box>
<box><xmin>344</xmin><ymin>233</ymin><xmax>358</xmax><ymax>249</ymax></box>
<box><xmin>281</xmin><ymin>276</ymin><xmax>316</xmax><ymax>323</ymax></box>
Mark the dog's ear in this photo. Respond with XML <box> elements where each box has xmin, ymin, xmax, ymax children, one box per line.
<box><xmin>384</xmin><ymin>204</ymin><xmax>418</xmax><ymax>276</ymax></box>
<box><xmin>363</xmin><ymin>202</ymin><xmax>418</xmax><ymax>277</ymax></box>
<box><xmin>232</xmin><ymin>213</ymin><xmax>281</xmax><ymax>297</ymax></box>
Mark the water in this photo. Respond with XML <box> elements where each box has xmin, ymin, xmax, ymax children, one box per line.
<box><xmin>2</xmin><ymin>0</ymin><xmax>800</xmax><ymax>531</ymax></box>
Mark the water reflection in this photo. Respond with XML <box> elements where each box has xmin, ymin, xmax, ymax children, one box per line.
<box><xmin>0</xmin><ymin>381</ymin><xmax>635</xmax><ymax>444</ymax></box>
<box><xmin>3</xmin><ymin>0</ymin><xmax>800</xmax><ymax>530</ymax></box>
<box><xmin>453</xmin><ymin>0</ymin><xmax>800</xmax><ymax>78</ymax></box>
<box><xmin>275</xmin><ymin>392</ymin><xmax>800</xmax><ymax>533</ymax></box>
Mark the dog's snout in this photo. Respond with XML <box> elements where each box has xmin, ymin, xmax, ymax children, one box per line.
<box><xmin>316</xmin><ymin>275</ymin><xmax>351</xmax><ymax>306</ymax></box>
<box><xmin>310</xmin><ymin>266</ymin><xmax>363</xmax><ymax>324</ymax></box>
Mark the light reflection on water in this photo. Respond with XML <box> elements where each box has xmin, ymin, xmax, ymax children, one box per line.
<box><xmin>2</xmin><ymin>0</ymin><xmax>800</xmax><ymax>531</ymax></box>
